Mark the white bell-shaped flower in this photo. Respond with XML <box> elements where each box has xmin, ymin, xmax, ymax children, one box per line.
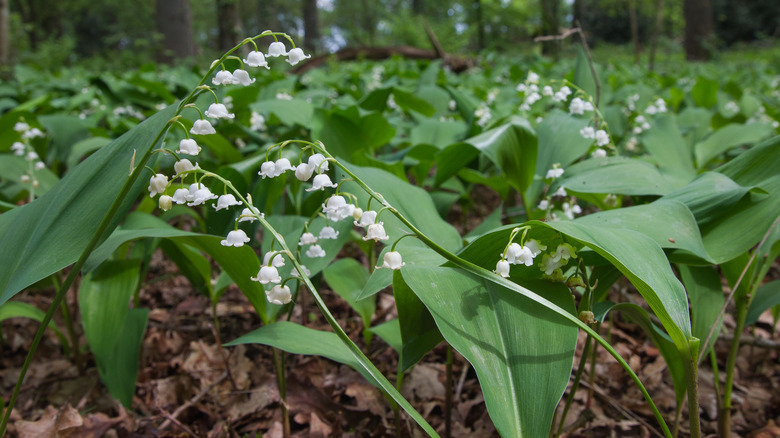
<box><xmin>306</xmin><ymin>244</ymin><xmax>326</xmax><ymax>258</ymax></box>
<box><xmin>172</xmin><ymin>188</ymin><xmax>190</xmax><ymax>204</ymax></box>
<box><xmin>364</xmin><ymin>222</ymin><xmax>390</xmax><ymax>242</ymax></box>
<box><xmin>263</xmin><ymin>252</ymin><xmax>286</xmax><ymax>268</ymax></box>
<box><xmin>244</xmin><ymin>51</ymin><xmax>270</xmax><ymax>69</ymax></box>
<box><xmin>595</xmin><ymin>130</ymin><xmax>610</xmax><ymax>147</ymax></box>
<box><xmin>273</xmin><ymin>158</ymin><xmax>294</xmax><ymax>176</ymax></box>
<box><xmin>11</xmin><ymin>142</ymin><xmax>25</xmax><ymax>156</ymax></box>
<box><xmin>267</xmin><ymin>41</ymin><xmax>288</xmax><ymax>57</ymax></box>
<box><xmin>232</xmin><ymin>69</ymin><xmax>256</xmax><ymax>86</ymax></box>
<box><xmin>298</xmin><ymin>232</ymin><xmax>318</xmax><ymax>246</ymax></box>
<box><xmin>319</xmin><ymin>226</ymin><xmax>339</xmax><ymax>240</ymax></box>
<box><xmin>266</xmin><ymin>284</ymin><xmax>292</xmax><ymax>305</ymax></box>
<box><xmin>306</xmin><ymin>174</ymin><xmax>337</xmax><ymax>191</ymax></box>
<box><xmin>551</xmin><ymin>243</ymin><xmax>578</xmax><ymax>263</ymax></box>
<box><xmin>352</xmin><ymin>207</ymin><xmax>364</xmax><ymax>221</ymax></box>
<box><xmin>159</xmin><ymin>195</ymin><xmax>173</xmax><ymax>211</ymax></box>
<box><xmin>591</xmin><ymin>149</ymin><xmax>607</xmax><ymax>158</ymax></box>
<box><xmin>251</xmin><ymin>265</ymin><xmax>282</xmax><ymax>284</ymax></box>
<box><xmin>191</xmin><ymin>119</ymin><xmax>216</xmax><ymax>135</ymax></box>
<box><xmin>579</xmin><ymin>126</ymin><xmax>595</xmax><ymax>140</ymax></box>
<box><xmin>213</xmin><ymin>194</ymin><xmax>241</xmax><ymax>211</ymax></box>
<box><xmin>290</xmin><ymin>265</ymin><xmax>311</xmax><ymax>278</ymax></box>
<box><xmin>295</xmin><ymin>163</ymin><xmax>314</xmax><ymax>181</ymax></box>
<box><xmin>379</xmin><ymin>251</ymin><xmax>405</xmax><ymax>270</ymax></box>
<box><xmin>524</xmin><ymin>239</ymin><xmax>547</xmax><ymax>257</ymax></box>
<box><xmin>355</xmin><ymin>210</ymin><xmax>377</xmax><ymax>228</ymax></box>
<box><xmin>308</xmin><ymin>153</ymin><xmax>329</xmax><ymax>173</ymax></box>
<box><xmin>174</xmin><ymin>159</ymin><xmax>197</xmax><ymax>175</ymax></box>
<box><xmin>322</xmin><ymin>195</ymin><xmax>354</xmax><ymax>222</ymax></box>
<box><xmin>178</xmin><ymin>139</ymin><xmax>201</xmax><ymax>155</ymax></box>
<box><xmin>186</xmin><ymin>184</ymin><xmax>217</xmax><ymax>206</ymax></box>
<box><xmin>506</xmin><ymin>243</ymin><xmax>535</xmax><ymax>267</ymax></box>
<box><xmin>258</xmin><ymin>161</ymin><xmax>276</xmax><ymax>179</ymax></box>
<box><xmin>205</xmin><ymin>103</ymin><xmax>235</xmax><ymax>119</ymax></box>
<box><xmin>545</xmin><ymin>167</ymin><xmax>564</xmax><ymax>179</ymax></box>
<box><xmin>212</xmin><ymin>70</ymin><xmax>235</xmax><ymax>86</ymax></box>
<box><xmin>286</xmin><ymin>48</ymin><xmax>311</xmax><ymax>66</ymax></box>
<box><xmin>238</xmin><ymin>206</ymin><xmax>262</xmax><ymax>223</ymax></box>
<box><xmin>148</xmin><ymin>174</ymin><xmax>168</xmax><ymax>197</ymax></box>
<box><xmin>221</xmin><ymin>229</ymin><xmax>250</xmax><ymax>247</ymax></box>
<box><xmin>495</xmin><ymin>259</ymin><xmax>511</xmax><ymax>278</ymax></box>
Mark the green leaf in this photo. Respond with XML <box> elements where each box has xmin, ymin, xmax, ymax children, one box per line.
<box><xmin>678</xmin><ymin>265</ymin><xmax>724</xmax><ymax>355</ymax></box>
<box><xmin>641</xmin><ymin>114</ymin><xmax>695</xmax><ymax>185</ymax></box>
<box><xmin>402</xmin><ymin>265</ymin><xmax>577</xmax><ymax>437</ymax></box>
<box><xmin>410</xmin><ymin>118</ymin><xmax>466</xmax><ymax>149</ymax></box>
<box><xmin>746</xmin><ymin>280</ymin><xmax>780</xmax><ymax>326</ymax></box>
<box><xmin>78</xmin><ymin>260</ymin><xmax>145</xmax><ymax>407</ymax></box>
<box><xmin>392</xmin><ymin>88</ymin><xmax>436</xmax><ymax>117</ymax></box>
<box><xmin>0</xmin><ymin>301</ymin><xmax>68</xmax><ymax>348</ymax></box>
<box><xmin>691</xmin><ymin>76</ymin><xmax>718</xmax><ymax>108</ymax></box>
<box><xmin>573</xmin><ymin>48</ymin><xmax>598</xmax><ymax>99</ymax></box>
<box><xmin>0</xmin><ymin>155</ymin><xmax>60</xmax><ymax>196</ymax></box>
<box><xmin>576</xmin><ymin>199</ymin><xmax>711</xmax><ymax>263</ymax></box>
<box><xmin>694</xmin><ymin>123</ymin><xmax>774</xmax><ymax>167</ymax></box>
<box><xmin>368</xmin><ymin>318</ymin><xmax>402</xmax><ymax>352</ymax></box>
<box><xmin>394</xmin><ymin>270</ymin><xmax>443</xmax><ymax>372</ymax></box>
<box><xmin>552</xmin><ymin>156</ymin><xmax>676</xmax><ymax>196</ymax></box>
<box><xmin>0</xmin><ymin>105</ymin><xmax>177</xmax><ymax>307</ymax></box>
<box><xmin>323</xmin><ymin>259</ymin><xmax>375</xmax><ymax>328</ymax></box>
<box><xmin>66</xmin><ymin>137</ymin><xmax>112</xmax><ymax>169</ymax></box>
<box><xmin>38</xmin><ymin>115</ymin><xmax>90</xmax><ymax>164</ymax></box>
<box><xmin>463</xmin><ymin>117</ymin><xmax>538</xmax><ymax>196</ymax></box>
<box><xmin>251</xmin><ymin>99</ymin><xmax>313</xmax><ymax>128</ymax></box>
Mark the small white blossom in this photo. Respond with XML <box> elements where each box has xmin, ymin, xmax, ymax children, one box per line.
<box><xmin>562</xmin><ymin>202</ymin><xmax>582</xmax><ymax>220</ymax></box>
<box><xmin>595</xmin><ymin>130</ymin><xmax>610</xmax><ymax>147</ymax></box>
<box><xmin>258</xmin><ymin>161</ymin><xmax>276</xmax><ymax>179</ymax></box>
<box><xmin>654</xmin><ymin>98</ymin><xmax>667</xmax><ymax>113</ymax></box>
<box><xmin>148</xmin><ymin>174</ymin><xmax>168</xmax><ymax>197</ymax></box>
<box><xmin>295</xmin><ymin>163</ymin><xmax>314</xmax><ymax>181</ymax></box>
<box><xmin>212</xmin><ymin>70</ymin><xmax>235</xmax><ymax>86</ymax></box>
<box><xmin>20</xmin><ymin>175</ymin><xmax>30</xmax><ymax>183</ymax></box>
<box><xmin>238</xmin><ymin>206</ymin><xmax>262</xmax><ymax>222</ymax></box>
<box><xmin>172</xmin><ymin>188</ymin><xmax>190</xmax><ymax>204</ymax></box>
<box><xmin>34</xmin><ymin>161</ymin><xmax>45</xmax><ymax>171</ymax></box>
<box><xmin>506</xmin><ymin>243</ymin><xmax>534</xmax><ymax>266</ymax></box>
<box><xmin>205</xmin><ymin>103</ymin><xmax>235</xmax><ymax>119</ymax></box>
<box><xmin>250</xmin><ymin>112</ymin><xmax>266</xmax><ymax>131</ymax></box>
<box><xmin>244</xmin><ymin>51</ymin><xmax>270</xmax><ymax>69</ymax></box>
<box><xmin>22</xmin><ymin>128</ymin><xmax>45</xmax><ymax>139</ymax></box>
<box><xmin>364</xmin><ymin>222</ymin><xmax>390</xmax><ymax>242</ymax></box>
<box><xmin>266</xmin><ymin>285</ymin><xmax>292</xmax><ymax>305</ymax></box>
<box><xmin>232</xmin><ymin>69</ymin><xmax>256</xmax><ymax>86</ymax></box>
<box><xmin>538</xmin><ymin>199</ymin><xmax>549</xmax><ymax>210</ymax></box>
<box><xmin>286</xmin><ymin>47</ymin><xmax>311</xmax><ymax>65</ymax></box>
<box><xmin>540</xmin><ymin>254</ymin><xmax>564</xmax><ymax>276</ymax></box>
<box><xmin>542</xmin><ymin>85</ymin><xmax>553</xmax><ymax>96</ymax></box>
<box><xmin>252</xmin><ymin>266</ymin><xmax>282</xmax><ymax>284</ymax></box>
<box><xmin>11</xmin><ymin>142</ymin><xmax>25</xmax><ymax>156</ymax></box>
<box><xmin>178</xmin><ymin>139</ymin><xmax>201</xmax><ymax>155</ymax></box>
<box><xmin>322</xmin><ymin>195</ymin><xmax>355</xmax><ymax>222</ymax></box>
<box><xmin>159</xmin><ymin>195</ymin><xmax>173</xmax><ymax>211</ymax></box>
<box><xmin>267</xmin><ymin>41</ymin><xmax>288</xmax><ymax>57</ymax></box>
<box><xmin>191</xmin><ymin>119</ymin><xmax>216</xmax><ymax>135</ymax></box>
<box><xmin>495</xmin><ymin>259</ymin><xmax>511</xmax><ymax>277</ymax></box>
<box><xmin>553</xmin><ymin>186</ymin><xmax>567</xmax><ymax>197</ymax></box>
<box><xmin>308</xmin><ymin>153</ymin><xmax>328</xmax><ymax>173</ymax></box>
<box><xmin>319</xmin><ymin>226</ymin><xmax>339</xmax><ymax>240</ymax></box>
<box><xmin>307</xmin><ymin>174</ymin><xmax>337</xmax><ymax>191</ymax></box>
<box><xmin>14</xmin><ymin>122</ymin><xmax>30</xmax><ymax>132</ymax></box>
<box><xmin>273</xmin><ymin>158</ymin><xmax>293</xmax><ymax>177</ymax></box>
<box><xmin>213</xmin><ymin>194</ymin><xmax>241</xmax><ymax>211</ymax></box>
<box><xmin>221</xmin><ymin>229</ymin><xmax>250</xmax><ymax>247</ymax></box>
<box><xmin>298</xmin><ymin>232</ymin><xmax>318</xmax><ymax>246</ymax></box>
<box><xmin>174</xmin><ymin>159</ymin><xmax>197</xmax><ymax>175</ymax></box>
<box><xmin>591</xmin><ymin>149</ymin><xmax>607</xmax><ymax>158</ymax></box>
<box><xmin>25</xmin><ymin>151</ymin><xmax>38</xmax><ymax>161</ymax></box>
<box><xmin>290</xmin><ymin>265</ymin><xmax>311</xmax><ymax>278</ymax></box>
<box><xmin>275</xmin><ymin>92</ymin><xmax>292</xmax><ymax>100</ymax></box>
<box><xmin>263</xmin><ymin>252</ymin><xmax>286</xmax><ymax>268</ymax></box>
<box><xmin>355</xmin><ymin>210</ymin><xmax>377</xmax><ymax>228</ymax></box>
<box><xmin>552</xmin><ymin>243</ymin><xmax>577</xmax><ymax>263</ymax></box>
<box><xmin>546</xmin><ymin>167</ymin><xmax>564</xmax><ymax>179</ymax></box>
<box><xmin>306</xmin><ymin>244</ymin><xmax>327</xmax><ymax>258</ymax></box>
<box><xmin>525</xmin><ymin>239</ymin><xmax>547</xmax><ymax>257</ymax></box>
<box><xmin>186</xmin><ymin>183</ymin><xmax>217</xmax><ymax>206</ymax></box>
<box><xmin>580</xmin><ymin>126</ymin><xmax>596</xmax><ymax>139</ymax></box>
<box><xmin>352</xmin><ymin>207</ymin><xmax>363</xmax><ymax>221</ymax></box>
<box><xmin>378</xmin><ymin>251</ymin><xmax>405</xmax><ymax>270</ymax></box>
<box><xmin>527</xmin><ymin>71</ymin><xmax>540</xmax><ymax>83</ymax></box>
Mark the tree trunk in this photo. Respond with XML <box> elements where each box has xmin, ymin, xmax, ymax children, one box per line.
<box><xmin>0</xmin><ymin>0</ymin><xmax>9</xmax><ymax>66</ymax></box>
<box><xmin>628</xmin><ymin>0</ymin><xmax>640</xmax><ymax>64</ymax></box>
<box><xmin>540</xmin><ymin>0</ymin><xmax>560</xmax><ymax>57</ymax></box>
<box><xmin>648</xmin><ymin>0</ymin><xmax>665</xmax><ymax>70</ymax></box>
<box><xmin>155</xmin><ymin>0</ymin><xmax>195</xmax><ymax>64</ymax></box>
<box><xmin>474</xmin><ymin>0</ymin><xmax>484</xmax><ymax>50</ymax></box>
<box><xmin>572</xmin><ymin>0</ymin><xmax>585</xmax><ymax>28</ymax></box>
<box><xmin>360</xmin><ymin>0</ymin><xmax>376</xmax><ymax>45</ymax></box>
<box><xmin>302</xmin><ymin>0</ymin><xmax>321</xmax><ymax>54</ymax></box>
<box><xmin>683</xmin><ymin>0</ymin><xmax>713</xmax><ymax>61</ymax></box>
<box><xmin>216</xmin><ymin>0</ymin><xmax>242</xmax><ymax>53</ymax></box>
<box><xmin>412</xmin><ymin>0</ymin><xmax>425</xmax><ymax>15</ymax></box>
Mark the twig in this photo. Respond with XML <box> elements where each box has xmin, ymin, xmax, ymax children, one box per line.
<box><xmin>533</xmin><ymin>27</ymin><xmax>581</xmax><ymax>42</ymax></box>
<box><xmin>158</xmin><ymin>405</ymin><xmax>197</xmax><ymax>437</ymax></box>
<box><xmin>158</xmin><ymin>371</ymin><xmax>229</xmax><ymax>432</ymax></box>
<box><xmin>575</xmin><ymin>21</ymin><xmax>602</xmax><ymax>110</ymax></box>
<box><xmin>454</xmin><ymin>361</ymin><xmax>470</xmax><ymax>401</ymax></box>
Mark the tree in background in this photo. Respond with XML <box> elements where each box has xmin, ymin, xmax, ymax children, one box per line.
<box><xmin>216</xmin><ymin>0</ymin><xmax>243</xmax><ymax>52</ymax></box>
<box><xmin>155</xmin><ymin>0</ymin><xmax>195</xmax><ymax>63</ymax></box>
<box><xmin>303</xmin><ymin>0</ymin><xmax>321</xmax><ymax>54</ymax></box>
<box><xmin>0</xmin><ymin>0</ymin><xmax>8</xmax><ymax>67</ymax></box>
<box><xmin>539</xmin><ymin>0</ymin><xmax>560</xmax><ymax>56</ymax></box>
<box><xmin>683</xmin><ymin>0</ymin><xmax>713</xmax><ymax>60</ymax></box>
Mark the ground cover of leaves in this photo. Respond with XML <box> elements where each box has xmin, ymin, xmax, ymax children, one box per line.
<box><xmin>1</xmin><ymin>203</ymin><xmax>779</xmax><ymax>437</ymax></box>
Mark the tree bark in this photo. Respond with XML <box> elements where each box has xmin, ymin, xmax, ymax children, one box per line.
<box><xmin>0</xmin><ymin>0</ymin><xmax>9</xmax><ymax>66</ymax></box>
<box><xmin>572</xmin><ymin>0</ymin><xmax>584</xmax><ymax>29</ymax></box>
<box><xmin>155</xmin><ymin>0</ymin><xmax>195</xmax><ymax>64</ymax></box>
<box><xmin>648</xmin><ymin>0</ymin><xmax>665</xmax><ymax>70</ymax></box>
<box><xmin>628</xmin><ymin>0</ymin><xmax>640</xmax><ymax>64</ymax></box>
<box><xmin>216</xmin><ymin>0</ymin><xmax>242</xmax><ymax>53</ymax></box>
<box><xmin>474</xmin><ymin>0</ymin><xmax>484</xmax><ymax>50</ymax></box>
<box><xmin>302</xmin><ymin>0</ymin><xmax>321</xmax><ymax>54</ymax></box>
<box><xmin>683</xmin><ymin>0</ymin><xmax>714</xmax><ymax>61</ymax></box>
<box><xmin>540</xmin><ymin>0</ymin><xmax>560</xmax><ymax>57</ymax></box>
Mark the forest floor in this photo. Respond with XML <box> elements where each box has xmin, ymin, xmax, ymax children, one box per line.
<box><xmin>2</xmin><ymin>197</ymin><xmax>780</xmax><ymax>437</ymax></box>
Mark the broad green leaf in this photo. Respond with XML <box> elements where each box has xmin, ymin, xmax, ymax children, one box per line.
<box><xmin>573</xmin><ymin>48</ymin><xmax>598</xmax><ymax>99</ymax></box>
<box><xmin>694</xmin><ymin>123</ymin><xmax>774</xmax><ymax>167</ymax></box>
<box><xmin>392</xmin><ymin>88</ymin><xmax>436</xmax><ymax>117</ymax></box>
<box><xmin>38</xmin><ymin>114</ymin><xmax>90</xmax><ymax>164</ymax></box>
<box><xmin>410</xmin><ymin>118</ymin><xmax>466</xmax><ymax>149</ymax></box>
<box><xmin>78</xmin><ymin>260</ymin><xmax>144</xmax><ymax>407</ymax></box>
<box><xmin>66</xmin><ymin>137</ymin><xmax>112</xmax><ymax>169</ymax></box>
<box><xmin>678</xmin><ymin>265</ymin><xmax>724</xmax><ymax>355</ymax></box>
<box><xmin>311</xmin><ymin>108</ymin><xmax>394</xmax><ymax>159</ymax></box>
<box><xmin>641</xmin><ymin>114</ymin><xmax>695</xmax><ymax>185</ymax></box>
<box><xmin>0</xmin><ymin>155</ymin><xmax>60</xmax><ymax>195</ymax></box>
<box><xmin>746</xmin><ymin>280</ymin><xmax>780</xmax><ymax>326</ymax></box>
<box><xmin>394</xmin><ymin>270</ymin><xmax>443</xmax><ymax>372</ymax></box>
<box><xmin>463</xmin><ymin>117</ymin><xmax>537</xmax><ymax>196</ymax></box>
<box><xmin>251</xmin><ymin>99</ymin><xmax>313</xmax><ymax>128</ymax></box>
<box><xmin>662</xmin><ymin>172</ymin><xmax>756</xmax><ymax>227</ymax></box>
<box><xmin>0</xmin><ymin>105</ymin><xmax>177</xmax><ymax>307</ymax></box>
<box><xmin>552</xmin><ymin>156</ymin><xmax>676</xmax><ymax>196</ymax></box>
<box><xmin>576</xmin><ymin>199</ymin><xmax>711</xmax><ymax>263</ymax></box>
<box><xmin>434</xmin><ymin>142</ymin><xmax>480</xmax><ymax>185</ymax></box>
<box><xmin>540</xmin><ymin>221</ymin><xmax>692</xmax><ymax>348</ymax></box>
<box><xmin>525</xmin><ymin>110</ymin><xmax>592</xmax><ymax>208</ymax></box>
<box><xmin>368</xmin><ymin>318</ymin><xmax>402</xmax><ymax>352</ymax></box>
<box><xmin>691</xmin><ymin>76</ymin><xmax>718</xmax><ymax>108</ymax></box>
<box><xmin>403</xmin><ymin>265</ymin><xmax>577</xmax><ymax>437</ymax></box>
<box><xmin>0</xmin><ymin>301</ymin><xmax>67</xmax><ymax>348</ymax></box>
<box><xmin>323</xmin><ymin>259</ymin><xmax>375</xmax><ymax>328</ymax></box>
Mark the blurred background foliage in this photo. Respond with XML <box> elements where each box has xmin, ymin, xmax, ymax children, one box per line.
<box><xmin>1</xmin><ymin>0</ymin><xmax>778</xmax><ymax>72</ymax></box>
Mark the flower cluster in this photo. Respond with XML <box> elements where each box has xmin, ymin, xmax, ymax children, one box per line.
<box><xmin>494</xmin><ymin>235</ymin><xmax>577</xmax><ymax>283</ymax></box>
<box><xmin>11</xmin><ymin>120</ymin><xmax>48</xmax><ymax>192</ymax></box>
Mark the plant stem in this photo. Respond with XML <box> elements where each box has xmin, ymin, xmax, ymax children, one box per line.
<box><xmin>683</xmin><ymin>339</ymin><xmax>701</xmax><ymax>438</ymax></box>
<box><xmin>554</xmin><ymin>334</ymin><xmax>592</xmax><ymax>437</ymax></box>
<box><xmin>719</xmin><ymin>297</ymin><xmax>747</xmax><ymax>438</ymax></box>
<box><xmin>445</xmin><ymin>344</ymin><xmax>453</xmax><ymax>438</ymax></box>
<box><xmin>59</xmin><ymin>293</ymin><xmax>81</xmax><ymax>372</ymax></box>
<box><xmin>272</xmin><ymin>348</ymin><xmax>291</xmax><ymax>438</ymax></box>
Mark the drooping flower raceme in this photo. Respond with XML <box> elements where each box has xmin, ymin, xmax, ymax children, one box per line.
<box><xmin>221</xmin><ymin>229</ymin><xmax>250</xmax><ymax>247</ymax></box>
<box><xmin>244</xmin><ymin>51</ymin><xmax>270</xmax><ymax>69</ymax></box>
<box><xmin>266</xmin><ymin>285</ymin><xmax>292</xmax><ymax>305</ymax></box>
<box><xmin>213</xmin><ymin>194</ymin><xmax>241</xmax><ymax>211</ymax></box>
<box><xmin>379</xmin><ymin>251</ymin><xmax>405</xmax><ymax>270</ymax></box>
<box><xmin>286</xmin><ymin>48</ymin><xmax>311</xmax><ymax>66</ymax></box>
<box><xmin>191</xmin><ymin>119</ymin><xmax>216</xmax><ymax>135</ymax></box>
<box><xmin>267</xmin><ymin>41</ymin><xmax>288</xmax><ymax>57</ymax></box>
<box><xmin>148</xmin><ymin>174</ymin><xmax>168</xmax><ymax>197</ymax></box>
<box><xmin>205</xmin><ymin>103</ymin><xmax>235</xmax><ymax>119</ymax></box>
<box><xmin>178</xmin><ymin>139</ymin><xmax>201</xmax><ymax>155</ymax></box>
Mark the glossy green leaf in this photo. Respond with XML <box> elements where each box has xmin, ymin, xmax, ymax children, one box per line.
<box><xmin>410</xmin><ymin>118</ymin><xmax>466</xmax><ymax>149</ymax></box>
<box><xmin>691</xmin><ymin>76</ymin><xmax>718</xmax><ymax>108</ymax></box>
<box><xmin>694</xmin><ymin>123</ymin><xmax>774</xmax><ymax>167</ymax></box>
<box><xmin>641</xmin><ymin>114</ymin><xmax>695</xmax><ymax>185</ymax></box>
<box><xmin>368</xmin><ymin>318</ymin><xmax>402</xmax><ymax>353</ymax></box>
<box><xmin>434</xmin><ymin>142</ymin><xmax>480</xmax><ymax>185</ymax></box>
<box><xmin>678</xmin><ymin>265</ymin><xmax>724</xmax><ymax>355</ymax></box>
<box><xmin>552</xmin><ymin>156</ymin><xmax>676</xmax><ymax>196</ymax></box>
<box><xmin>0</xmin><ymin>155</ymin><xmax>60</xmax><ymax>195</ymax></box>
<box><xmin>392</xmin><ymin>88</ymin><xmax>436</xmax><ymax>117</ymax></box>
<box><xmin>323</xmin><ymin>259</ymin><xmax>375</xmax><ymax>328</ymax></box>
<box><xmin>66</xmin><ymin>137</ymin><xmax>112</xmax><ymax>169</ymax></box>
<box><xmin>746</xmin><ymin>280</ymin><xmax>780</xmax><ymax>326</ymax></box>
<box><xmin>0</xmin><ymin>105</ymin><xmax>177</xmax><ymax>307</ymax></box>
<box><xmin>78</xmin><ymin>260</ymin><xmax>145</xmax><ymax>407</ymax></box>
<box><xmin>402</xmin><ymin>265</ymin><xmax>577</xmax><ymax>437</ymax></box>
<box><xmin>393</xmin><ymin>270</ymin><xmax>443</xmax><ymax>372</ymax></box>
<box><xmin>662</xmin><ymin>172</ymin><xmax>757</xmax><ymax>227</ymax></box>
<box><xmin>251</xmin><ymin>99</ymin><xmax>313</xmax><ymax>128</ymax></box>
<box><xmin>0</xmin><ymin>301</ymin><xmax>68</xmax><ymax>348</ymax></box>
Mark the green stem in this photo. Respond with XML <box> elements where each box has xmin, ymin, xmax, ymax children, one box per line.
<box><xmin>272</xmin><ymin>348</ymin><xmax>291</xmax><ymax>438</ymax></box>
<box><xmin>445</xmin><ymin>344</ymin><xmax>453</xmax><ymax>438</ymax></box>
<box><xmin>319</xmin><ymin>146</ymin><xmax>672</xmax><ymax>437</ymax></box>
<box><xmin>683</xmin><ymin>339</ymin><xmax>701</xmax><ymax>438</ymax></box>
<box><xmin>554</xmin><ymin>334</ymin><xmax>592</xmax><ymax>437</ymax></box>
<box><xmin>719</xmin><ymin>297</ymin><xmax>747</xmax><ymax>438</ymax></box>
